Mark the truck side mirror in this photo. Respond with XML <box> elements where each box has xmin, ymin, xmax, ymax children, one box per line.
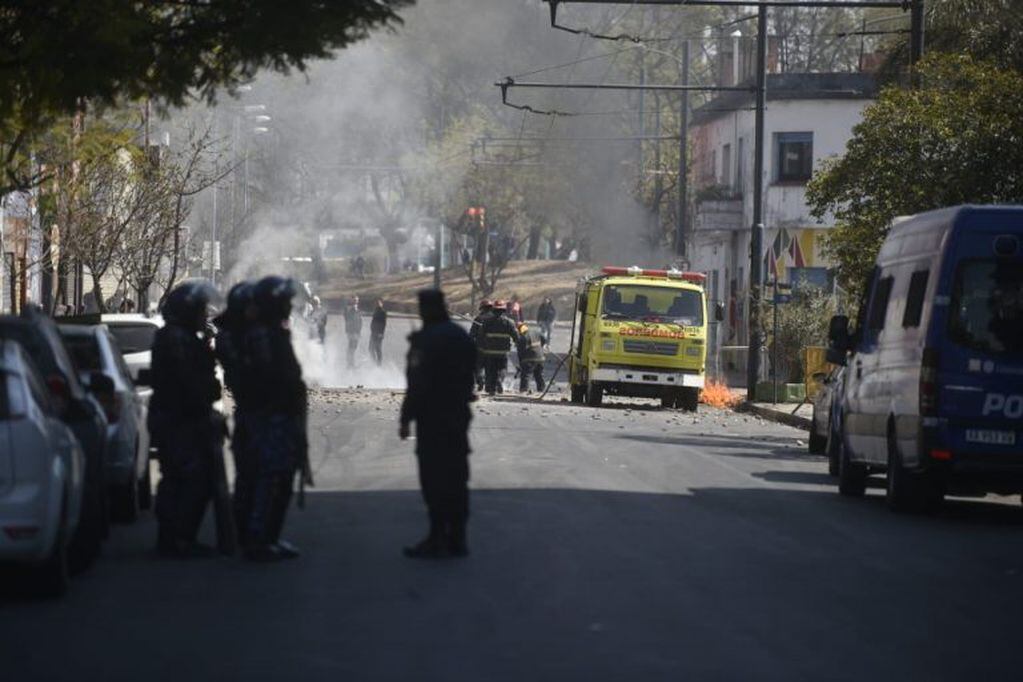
<box><xmin>577</xmin><ymin>294</ymin><xmax>588</xmax><ymax>314</ymax></box>
<box><xmin>826</xmin><ymin>314</ymin><xmax>850</xmax><ymax>366</ymax></box>
<box><xmin>714</xmin><ymin>302</ymin><xmax>725</xmax><ymax>322</ymax></box>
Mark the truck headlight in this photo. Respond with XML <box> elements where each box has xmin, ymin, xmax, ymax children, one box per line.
<box><xmin>602</xmin><ymin>340</ymin><xmax>616</xmax><ymax>352</ymax></box>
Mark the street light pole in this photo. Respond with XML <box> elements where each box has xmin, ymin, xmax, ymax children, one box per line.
<box><xmin>675</xmin><ymin>39</ymin><xmax>690</xmax><ymax>261</ymax></box>
<box><xmin>746</xmin><ymin>4</ymin><xmax>768</xmax><ymax>398</ymax></box>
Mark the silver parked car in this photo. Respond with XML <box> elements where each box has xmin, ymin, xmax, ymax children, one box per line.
<box><xmin>0</xmin><ymin>339</ymin><xmax>85</xmax><ymax>596</ymax></box>
<box><xmin>59</xmin><ymin>325</ymin><xmax>151</xmax><ymax>522</ymax></box>
<box><xmin>809</xmin><ymin>366</ymin><xmax>845</xmax><ymax>475</ymax></box>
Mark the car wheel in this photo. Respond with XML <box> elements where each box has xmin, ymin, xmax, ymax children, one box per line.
<box><xmin>32</xmin><ymin>501</ymin><xmax>70</xmax><ymax>598</ymax></box>
<box><xmin>837</xmin><ymin>426</ymin><xmax>867</xmax><ymax>497</ymax></box>
<box><xmin>112</xmin><ymin>470</ymin><xmax>140</xmax><ymax>524</ymax></box>
<box><xmin>138</xmin><ymin>462</ymin><xmax>153</xmax><ymax>511</ymax></box>
<box><xmin>586</xmin><ymin>381</ymin><xmax>603</xmax><ymax>407</ymax></box>
<box><xmin>69</xmin><ymin>459</ymin><xmax>105</xmax><ymax>573</ymax></box>
<box><xmin>825</xmin><ymin>419</ymin><xmax>841</xmax><ymax>477</ymax></box>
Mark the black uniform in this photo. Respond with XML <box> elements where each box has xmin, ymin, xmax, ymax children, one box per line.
<box><xmin>149</xmin><ymin>284</ymin><xmax>222</xmax><ymax>557</ymax></box>
<box><xmin>516</xmin><ymin>327</ymin><xmax>546</xmax><ymax>393</ymax></box>
<box><xmin>480</xmin><ymin>310</ymin><xmax>519</xmax><ymax>395</ymax></box>
<box><xmin>369</xmin><ymin>305</ymin><xmax>387</xmax><ymax>366</ymax></box>
<box><xmin>400</xmin><ymin>291</ymin><xmax>476</xmax><ymax>558</ymax></box>
<box><xmin>468</xmin><ymin>307</ymin><xmax>491</xmax><ymax>391</ymax></box>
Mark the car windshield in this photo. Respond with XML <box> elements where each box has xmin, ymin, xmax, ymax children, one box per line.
<box><xmin>62</xmin><ymin>334</ymin><xmax>104</xmax><ymax>372</ymax></box>
<box><xmin>601</xmin><ymin>285</ymin><xmax>703</xmax><ymax>325</ymax></box>
<box><xmin>948</xmin><ymin>258</ymin><xmax>1023</xmax><ymax>356</ymax></box>
<box><xmin>107</xmin><ymin>323</ymin><xmax>157</xmax><ymax>354</ymax></box>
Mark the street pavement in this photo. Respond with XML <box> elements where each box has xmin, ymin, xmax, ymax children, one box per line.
<box><xmin>2</xmin><ymin>315</ymin><xmax>1022</xmax><ymax>681</ymax></box>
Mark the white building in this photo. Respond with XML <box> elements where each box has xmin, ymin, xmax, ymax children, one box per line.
<box><xmin>689</xmin><ymin>72</ymin><xmax>877</xmax><ymax>347</ymax></box>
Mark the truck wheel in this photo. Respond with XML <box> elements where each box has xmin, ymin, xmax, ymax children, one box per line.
<box><xmin>837</xmin><ymin>427</ymin><xmax>867</xmax><ymax>497</ymax></box>
<box><xmin>678</xmin><ymin>388</ymin><xmax>699</xmax><ymax>412</ymax></box>
<box><xmin>660</xmin><ymin>392</ymin><xmax>675</xmax><ymax>409</ymax></box>
<box><xmin>586</xmin><ymin>382</ymin><xmax>603</xmax><ymax>407</ymax></box>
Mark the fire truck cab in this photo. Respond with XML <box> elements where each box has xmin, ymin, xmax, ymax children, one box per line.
<box><xmin>569</xmin><ymin>266</ymin><xmax>713</xmax><ymax>411</ymax></box>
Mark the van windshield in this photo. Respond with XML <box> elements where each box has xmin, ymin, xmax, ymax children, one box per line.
<box><xmin>601</xmin><ymin>285</ymin><xmax>703</xmax><ymax>325</ymax></box>
<box><xmin>948</xmin><ymin>259</ymin><xmax>1023</xmax><ymax>356</ymax></box>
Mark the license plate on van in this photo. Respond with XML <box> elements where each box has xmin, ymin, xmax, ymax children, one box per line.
<box><xmin>965</xmin><ymin>429</ymin><xmax>1016</xmax><ymax>446</ymax></box>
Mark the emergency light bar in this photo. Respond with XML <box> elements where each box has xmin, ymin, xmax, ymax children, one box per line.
<box><xmin>602</xmin><ymin>266</ymin><xmax>707</xmax><ymax>284</ymax></box>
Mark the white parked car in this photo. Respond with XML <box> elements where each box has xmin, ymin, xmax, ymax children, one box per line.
<box><xmin>59</xmin><ymin>325</ymin><xmax>151</xmax><ymax>522</ymax></box>
<box><xmin>0</xmin><ymin>339</ymin><xmax>85</xmax><ymax>596</ymax></box>
<box><xmin>99</xmin><ymin>314</ymin><xmax>163</xmax><ymax>381</ymax></box>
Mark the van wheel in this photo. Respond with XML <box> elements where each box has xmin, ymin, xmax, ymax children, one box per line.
<box><xmin>808</xmin><ymin>430</ymin><xmax>827</xmax><ymax>455</ymax></box>
<box><xmin>32</xmin><ymin>501</ymin><xmax>70</xmax><ymax>598</ymax></box>
<box><xmin>837</xmin><ymin>427</ymin><xmax>867</xmax><ymax>497</ymax></box>
<box><xmin>586</xmin><ymin>381</ymin><xmax>603</xmax><ymax>407</ymax></box>
<box><xmin>886</xmin><ymin>426</ymin><xmax>941</xmax><ymax>513</ymax></box>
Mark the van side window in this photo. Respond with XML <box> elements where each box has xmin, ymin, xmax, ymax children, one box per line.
<box><xmin>868</xmin><ymin>276</ymin><xmax>894</xmax><ymax>331</ymax></box>
<box><xmin>902</xmin><ymin>270</ymin><xmax>929</xmax><ymax>328</ymax></box>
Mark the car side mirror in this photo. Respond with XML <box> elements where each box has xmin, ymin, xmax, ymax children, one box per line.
<box><xmin>135</xmin><ymin>368</ymin><xmax>152</xmax><ymax>387</ymax></box>
<box><xmin>86</xmin><ymin>371</ymin><xmax>115</xmax><ymax>396</ymax></box>
<box><xmin>714</xmin><ymin>302</ymin><xmax>725</xmax><ymax>322</ymax></box>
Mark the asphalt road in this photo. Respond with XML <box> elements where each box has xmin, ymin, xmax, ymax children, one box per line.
<box><xmin>2</xmin><ymin>319</ymin><xmax>1023</xmax><ymax>681</ymax></box>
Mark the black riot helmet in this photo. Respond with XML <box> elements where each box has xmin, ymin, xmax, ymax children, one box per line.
<box><xmin>253</xmin><ymin>275</ymin><xmax>297</xmax><ymax>323</ymax></box>
<box><xmin>214</xmin><ymin>281</ymin><xmax>255</xmax><ymax>328</ymax></box>
<box><xmin>161</xmin><ymin>279</ymin><xmax>217</xmax><ymax>331</ymax></box>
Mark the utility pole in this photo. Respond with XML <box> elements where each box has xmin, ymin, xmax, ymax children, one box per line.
<box><xmin>676</xmin><ymin>39</ymin><xmax>690</xmax><ymax>261</ymax></box>
<box><xmin>746</xmin><ymin>4</ymin><xmax>768</xmax><ymax>397</ymax></box>
<box><xmin>909</xmin><ymin>0</ymin><xmax>925</xmax><ymax>68</ymax></box>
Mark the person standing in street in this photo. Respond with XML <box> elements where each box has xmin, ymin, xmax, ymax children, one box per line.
<box><xmin>241</xmin><ymin>276</ymin><xmax>310</xmax><ymax>562</ymax></box>
<box><xmin>468</xmin><ymin>299</ymin><xmax>492</xmax><ymax>392</ymax></box>
<box><xmin>369</xmin><ymin>299</ymin><xmax>387</xmax><ymax>366</ymax></box>
<box><xmin>344</xmin><ymin>295</ymin><xmax>363</xmax><ymax>369</ymax></box>
<box><xmin>149</xmin><ymin>280</ymin><xmax>223</xmax><ymax>558</ymax></box>
<box><xmin>508</xmin><ymin>294</ymin><xmax>524</xmax><ymax>324</ymax></box>
<box><xmin>536</xmin><ymin>296</ymin><xmax>556</xmax><ymax>348</ymax></box>
<box><xmin>480</xmin><ymin>299</ymin><xmax>519</xmax><ymax>396</ymax></box>
<box><xmin>307</xmin><ymin>295</ymin><xmax>327</xmax><ymax>344</ymax></box>
<box><xmin>400</xmin><ymin>289</ymin><xmax>476</xmax><ymax>558</ymax></box>
<box><xmin>515</xmin><ymin>323</ymin><xmax>546</xmax><ymax>393</ymax></box>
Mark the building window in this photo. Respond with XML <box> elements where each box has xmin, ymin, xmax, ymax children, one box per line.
<box><xmin>775</xmin><ymin>132</ymin><xmax>813</xmax><ymax>183</ymax></box>
<box><xmin>736</xmin><ymin>137</ymin><xmax>744</xmax><ymax>192</ymax></box>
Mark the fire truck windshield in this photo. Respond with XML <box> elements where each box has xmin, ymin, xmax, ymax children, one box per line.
<box><xmin>601</xmin><ymin>285</ymin><xmax>703</xmax><ymax>326</ymax></box>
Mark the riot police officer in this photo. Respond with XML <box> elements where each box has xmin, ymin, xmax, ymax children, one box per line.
<box><xmin>242</xmin><ymin>276</ymin><xmax>309</xmax><ymax>562</ymax></box>
<box><xmin>400</xmin><ymin>289</ymin><xmax>476</xmax><ymax>558</ymax></box>
<box><xmin>149</xmin><ymin>280</ymin><xmax>223</xmax><ymax>558</ymax></box>
<box><xmin>214</xmin><ymin>281</ymin><xmax>257</xmax><ymax>545</ymax></box>
<box><xmin>480</xmin><ymin>299</ymin><xmax>519</xmax><ymax>396</ymax></box>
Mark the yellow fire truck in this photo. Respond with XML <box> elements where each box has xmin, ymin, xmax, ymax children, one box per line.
<box><xmin>568</xmin><ymin>266</ymin><xmax>720</xmax><ymax>410</ymax></box>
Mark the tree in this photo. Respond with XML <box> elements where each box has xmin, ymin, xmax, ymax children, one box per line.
<box><xmin>0</xmin><ymin>0</ymin><xmax>410</xmax><ymax>193</ymax></box>
<box><xmin>806</xmin><ymin>54</ymin><xmax>1023</xmax><ymax>294</ymax></box>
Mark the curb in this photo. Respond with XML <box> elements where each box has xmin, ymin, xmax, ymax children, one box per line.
<box><xmin>738</xmin><ymin>401</ymin><xmax>812</xmax><ymax>431</ymax></box>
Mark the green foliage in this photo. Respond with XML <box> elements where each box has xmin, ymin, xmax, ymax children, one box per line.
<box><xmin>762</xmin><ymin>286</ymin><xmax>841</xmax><ymax>383</ymax></box>
<box><xmin>806</xmin><ymin>53</ymin><xmax>1023</xmax><ymax>294</ymax></box>
<box><xmin>0</xmin><ymin>0</ymin><xmax>409</xmax><ymax>191</ymax></box>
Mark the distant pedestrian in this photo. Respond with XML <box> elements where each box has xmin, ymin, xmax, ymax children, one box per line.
<box><xmin>369</xmin><ymin>299</ymin><xmax>387</xmax><ymax>366</ymax></box>
<box><xmin>344</xmin><ymin>295</ymin><xmax>363</xmax><ymax>369</ymax></box>
<box><xmin>400</xmin><ymin>289</ymin><xmax>476</xmax><ymax>558</ymax></box>
<box><xmin>307</xmin><ymin>295</ymin><xmax>327</xmax><ymax>344</ymax></box>
<box><xmin>515</xmin><ymin>323</ymin><xmax>546</xmax><ymax>393</ymax></box>
<box><xmin>508</xmin><ymin>294</ymin><xmax>524</xmax><ymax>324</ymax></box>
<box><xmin>480</xmin><ymin>299</ymin><xmax>519</xmax><ymax>396</ymax></box>
<box><xmin>536</xmin><ymin>297</ymin><xmax>556</xmax><ymax>347</ymax></box>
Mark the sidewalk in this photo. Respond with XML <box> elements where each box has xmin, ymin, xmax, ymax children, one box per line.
<box><xmin>740</xmin><ymin>400</ymin><xmax>813</xmax><ymax>431</ymax></box>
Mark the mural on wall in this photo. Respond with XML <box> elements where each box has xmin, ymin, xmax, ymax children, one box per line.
<box><xmin>763</xmin><ymin>227</ymin><xmax>828</xmax><ymax>286</ymax></box>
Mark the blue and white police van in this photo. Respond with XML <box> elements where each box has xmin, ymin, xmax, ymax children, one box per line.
<box><xmin>827</xmin><ymin>205</ymin><xmax>1023</xmax><ymax>511</ymax></box>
